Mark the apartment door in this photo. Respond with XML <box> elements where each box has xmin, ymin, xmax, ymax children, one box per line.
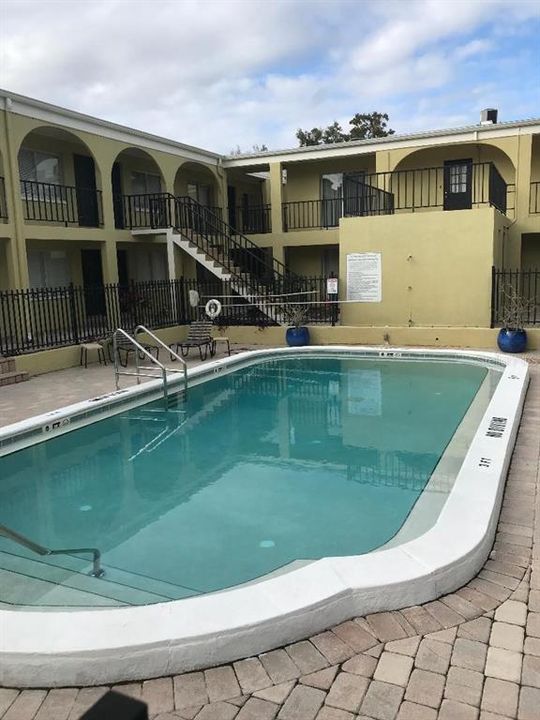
<box><xmin>74</xmin><ymin>154</ymin><xmax>99</xmax><ymax>227</ymax></box>
<box><xmin>117</xmin><ymin>249</ymin><xmax>129</xmax><ymax>286</ymax></box>
<box><xmin>81</xmin><ymin>249</ymin><xmax>106</xmax><ymax>316</ymax></box>
<box><xmin>443</xmin><ymin>159</ymin><xmax>472</xmax><ymax>211</ymax></box>
<box><xmin>112</xmin><ymin>162</ymin><xmax>125</xmax><ymax>229</ymax></box>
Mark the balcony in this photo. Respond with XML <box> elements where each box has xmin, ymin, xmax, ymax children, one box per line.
<box><xmin>118</xmin><ymin>193</ymin><xmax>223</xmax><ymax>230</ymax></box>
<box><xmin>282</xmin><ymin>162</ymin><xmax>509</xmax><ymax>231</ymax></box>
<box><xmin>229</xmin><ymin>204</ymin><xmax>271</xmax><ymax>234</ymax></box>
<box><xmin>21</xmin><ymin>180</ymin><xmax>103</xmax><ymax>227</ymax></box>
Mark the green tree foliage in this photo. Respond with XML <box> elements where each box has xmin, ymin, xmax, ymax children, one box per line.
<box><xmin>296</xmin><ymin>112</ymin><xmax>394</xmax><ymax>146</ymax></box>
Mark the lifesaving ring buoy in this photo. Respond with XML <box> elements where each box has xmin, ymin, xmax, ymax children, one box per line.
<box><xmin>205</xmin><ymin>299</ymin><xmax>222</xmax><ymax>319</ymax></box>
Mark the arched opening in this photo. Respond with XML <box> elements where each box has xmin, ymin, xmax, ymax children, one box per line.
<box><xmin>111</xmin><ymin>147</ymin><xmax>165</xmax><ymax>230</ymax></box>
<box><xmin>390</xmin><ymin>143</ymin><xmax>515</xmax><ymax>215</ymax></box>
<box><xmin>112</xmin><ymin>148</ymin><xmax>168</xmax><ymax>286</ymax></box>
<box><xmin>18</xmin><ymin>126</ymin><xmax>103</xmax><ymax>228</ymax></box>
<box><xmin>174</xmin><ymin>161</ymin><xmax>219</xmax><ymax>213</ymax></box>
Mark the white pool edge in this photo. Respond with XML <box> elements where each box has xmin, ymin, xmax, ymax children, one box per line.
<box><xmin>0</xmin><ymin>346</ymin><xmax>529</xmax><ymax>687</ymax></box>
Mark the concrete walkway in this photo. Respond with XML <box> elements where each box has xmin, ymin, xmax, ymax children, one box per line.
<box><xmin>0</xmin><ymin>352</ymin><xmax>539</xmax><ymax>719</ymax></box>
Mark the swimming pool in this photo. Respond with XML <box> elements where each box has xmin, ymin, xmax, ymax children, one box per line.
<box><xmin>0</xmin><ymin>347</ymin><xmax>529</xmax><ymax>686</ymax></box>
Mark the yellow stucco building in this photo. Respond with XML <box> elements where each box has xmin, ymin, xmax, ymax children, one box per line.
<box><xmin>0</xmin><ymin>89</ymin><xmax>539</xmax><ymax>358</ymax></box>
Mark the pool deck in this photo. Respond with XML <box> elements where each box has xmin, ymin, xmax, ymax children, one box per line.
<box><xmin>0</xmin><ymin>348</ymin><xmax>539</xmax><ymax>720</ymax></box>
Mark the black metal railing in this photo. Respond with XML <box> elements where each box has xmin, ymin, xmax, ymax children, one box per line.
<box><xmin>491</xmin><ymin>267</ymin><xmax>540</xmax><ymax>327</ymax></box>
<box><xmin>120</xmin><ymin>192</ymin><xmax>296</xmax><ymax>293</ymax></box>
<box><xmin>530</xmin><ymin>182</ymin><xmax>540</xmax><ymax>214</ymax></box>
<box><xmin>20</xmin><ymin>180</ymin><xmax>103</xmax><ymax>227</ymax></box>
<box><xmin>230</xmin><ymin>205</ymin><xmax>272</xmax><ymax>234</ymax></box>
<box><xmin>282</xmin><ymin>162</ymin><xmax>509</xmax><ymax>230</ymax></box>
<box><xmin>116</xmin><ymin>193</ymin><xmax>223</xmax><ymax>231</ymax></box>
<box><xmin>0</xmin><ymin>177</ymin><xmax>7</xmax><ymax>220</ymax></box>
<box><xmin>0</xmin><ymin>276</ymin><xmax>335</xmax><ymax>356</ymax></box>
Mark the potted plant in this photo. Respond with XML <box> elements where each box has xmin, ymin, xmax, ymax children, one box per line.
<box><xmin>284</xmin><ymin>304</ymin><xmax>310</xmax><ymax>347</ymax></box>
<box><xmin>497</xmin><ymin>284</ymin><xmax>531</xmax><ymax>353</ymax></box>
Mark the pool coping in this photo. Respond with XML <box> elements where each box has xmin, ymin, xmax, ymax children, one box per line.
<box><xmin>0</xmin><ymin>346</ymin><xmax>530</xmax><ymax>687</ymax></box>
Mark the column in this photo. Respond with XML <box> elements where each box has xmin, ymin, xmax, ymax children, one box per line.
<box><xmin>269</xmin><ymin>162</ymin><xmax>284</xmax><ymax>234</ymax></box>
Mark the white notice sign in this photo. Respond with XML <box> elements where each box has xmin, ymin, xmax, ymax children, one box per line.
<box><xmin>346</xmin><ymin>252</ymin><xmax>382</xmax><ymax>302</ymax></box>
<box><xmin>327</xmin><ymin>277</ymin><xmax>338</xmax><ymax>295</ymax></box>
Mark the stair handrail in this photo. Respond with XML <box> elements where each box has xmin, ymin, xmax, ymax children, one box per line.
<box><xmin>0</xmin><ymin>523</ymin><xmax>104</xmax><ymax>577</ymax></box>
<box><xmin>113</xmin><ymin>327</ymin><xmax>169</xmax><ymax>401</ymax></box>
<box><xmin>134</xmin><ymin>324</ymin><xmax>188</xmax><ymax>397</ymax></box>
<box><xmin>174</xmin><ymin>195</ymin><xmax>299</xmax><ymax>284</ymax></box>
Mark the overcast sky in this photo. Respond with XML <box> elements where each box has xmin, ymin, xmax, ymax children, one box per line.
<box><xmin>1</xmin><ymin>0</ymin><xmax>539</xmax><ymax>154</ymax></box>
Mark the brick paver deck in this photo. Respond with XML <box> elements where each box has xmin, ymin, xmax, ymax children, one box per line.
<box><xmin>0</xmin><ymin>351</ymin><xmax>539</xmax><ymax>719</ymax></box>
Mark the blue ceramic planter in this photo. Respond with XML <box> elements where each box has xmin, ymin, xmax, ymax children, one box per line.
<box><xmin>497</xmin><ymin>328</ymin><xmax>527</xmax><ymax>353</ymax></box>
<box><xmin>286</xmin><ymin>326</ymin><xmax>310</xmax><ymax>347</ymax></box>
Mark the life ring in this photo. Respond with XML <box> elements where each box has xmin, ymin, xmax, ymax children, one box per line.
<box><xmin>205</xmin><ymin>299</ymin><xmax>222</xmax><ymax>319</ymax></box>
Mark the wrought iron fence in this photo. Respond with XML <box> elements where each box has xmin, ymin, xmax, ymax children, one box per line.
<box><xmin>0</xmin><ymin>276</ymin><xmax>336</xmax><ymax>355</ymax></box>
<box><xmin>0</xmin><ymin>177</ymin><xmax>7</xmax><ymax>220</ymax></box>
<box><xmin>282</xmin><ymin>162</ymin><xmax>509</xmax><ymax>231</ymax></box>
<box><xmin>20</xmin><ymin>180</ymin><xmax>103</xmax><ymax>227</ymax></box>
<box><xmin>491</xmin><ymin>267</ymin><xmax>540</xmax><ymax>327</ymax></box>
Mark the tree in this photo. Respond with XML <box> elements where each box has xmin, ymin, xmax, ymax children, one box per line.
<box><xmin>229</xmin><ymin>143</ymin><xmax>269</xmax><ymax>155</ymax></box>
<box><xmin>296</xmin><ymin>112</ymin><xmax>394</xmax><ymax>146</ymax></box>
<box><xmin>349</xmin><ymin>112</ymin><xmax>395</xmax><ymax>140</ymax></box>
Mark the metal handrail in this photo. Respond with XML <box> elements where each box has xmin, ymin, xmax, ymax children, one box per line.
<box><xmin>0</xmin><ymin>523</ymin><xmax>104</xmax><ymax>577</ymax></box>
<box><xmin>134</xmin><ymin>324</ymin><xmax>188</xmax><ymax>397</ymax></box>
<box><xmin>113</xmin><ymin>327</ymin><xmax>187</xmax><ymax>407</ymax></box>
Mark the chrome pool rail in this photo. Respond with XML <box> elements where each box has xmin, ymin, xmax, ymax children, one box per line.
<box><xmin>0</xmin><ymin>523</ymin><xmax>104</xmax><ymax>578</ymax></box>
<box><xmin>112</xmin><ymin>326</ymin><xmax>188</xmax><ymax>407</ymax></box>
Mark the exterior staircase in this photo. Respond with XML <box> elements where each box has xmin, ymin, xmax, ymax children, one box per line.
<box><xmin>132</xmin><ymin>194</ymin><xmax>299</xmax><ymax>325</ymax></box>
<box><xmin>0</xmin><ymin>356</ymin><xmax>28</xmax><ymax>388</ymax></box>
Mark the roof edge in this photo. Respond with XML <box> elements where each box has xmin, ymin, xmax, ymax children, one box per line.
<box><xmin>0</xmin><ymin>88</ymin><xmax>221</xmax><ymax>162</ymax></box>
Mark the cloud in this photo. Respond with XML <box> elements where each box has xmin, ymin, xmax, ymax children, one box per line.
<box><xmin>0</xmin><ymin>0</ymin><xmax>538</xmax><ymax>153</ymax></box>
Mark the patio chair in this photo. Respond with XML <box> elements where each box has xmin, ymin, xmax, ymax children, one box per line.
<box><xmin>171</xmin><ymin>320</ymin><xmax>214</xmax><ymax>360</ymax></box>
<box><xmin>109</xmin><ymin>335</ymin><xmax>161</xmax><ymax>368</ymax></box>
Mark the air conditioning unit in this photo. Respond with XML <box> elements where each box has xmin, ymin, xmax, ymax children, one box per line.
<box><xmin>480</xmin><ymin>108</ymin><xmax>498</xmax><ymax>125</ymax></box>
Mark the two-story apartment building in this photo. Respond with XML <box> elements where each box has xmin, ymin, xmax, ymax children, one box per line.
<box><xmin>0</xmin><ymin>89</ymin><xmax>539</xmax><ymax>336</ymax></box>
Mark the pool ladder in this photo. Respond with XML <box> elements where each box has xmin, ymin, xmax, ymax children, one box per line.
<box><xmin>113</xmin><ymin>325</ymin><xmax>188</xmax><ymax>407</ymax></box>
<box><xmin>0</xmin><ymin>523</ymin><xmax>104</xmax><ymax>577</ymax></box>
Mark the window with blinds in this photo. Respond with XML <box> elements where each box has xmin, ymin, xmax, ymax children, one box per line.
<box><xmin>131</xmin><ymin>171</ymin><xmax>161</xmax><ymax>195</ymax></box>
<box><xmin>19</xmin><ymin>148</ymin><xmax>64</xmax><ymax>201</ymax></box>
<box><xmin>28</xmin><ymin>250</ymin><xmax>71</xmax><ymax>288</ymax></box>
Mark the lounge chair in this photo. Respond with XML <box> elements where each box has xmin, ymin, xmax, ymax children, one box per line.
<box><xmin>171</xmin><ymin>320</ymin><xmax>214</xmax><ymax>360</ymax></box>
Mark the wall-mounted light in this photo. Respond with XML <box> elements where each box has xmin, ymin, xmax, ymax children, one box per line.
<box><xmin>281</xmin><ymin>169</ymin><xmax>288</xmax><ymax>185</ymax></box>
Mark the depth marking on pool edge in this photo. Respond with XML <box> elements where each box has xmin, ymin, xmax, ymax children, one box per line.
<box><xmin>42</xmin><ymin>418</ymin><xmax>70</xmax><ymax>433</ymax></box>
<box><xmin>479</xmin><ymin>457</ymin><xmax>493</xmax><ymax>468</ymax></box>
<box><xmin>486</xmin><ymin>416</ymin><xmax>508</xmax><ymax>439</ymax></box>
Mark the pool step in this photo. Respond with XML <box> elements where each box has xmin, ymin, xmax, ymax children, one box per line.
<box><xmin>0</xmin><ymin>549</ymin><xmax>196</xmax><ymax>607</ymax></box>
<box><xmin>0</xmin><ymin>357</ymin><xmax>29</xmax><ymax>387</ymax></box>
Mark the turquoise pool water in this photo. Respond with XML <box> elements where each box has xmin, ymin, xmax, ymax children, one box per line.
<box><xmin>0</xmin><ymin>356</ymin><xmax>492</xmax><ymax>606</ymax></box>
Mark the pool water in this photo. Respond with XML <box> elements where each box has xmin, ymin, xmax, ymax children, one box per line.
<box><xmin>0</xmin><ymin>356</ymin><xmax>493</xmax><ymax>606</ymax></box>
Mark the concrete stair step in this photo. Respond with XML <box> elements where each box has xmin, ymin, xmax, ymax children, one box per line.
<box><xmin>0</xmin><ymin>370</ymin><xmax>29</xmax><ymax>388</ymax></box>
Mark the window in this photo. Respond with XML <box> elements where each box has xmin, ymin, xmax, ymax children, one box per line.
<box><xmin>131</xmin><ymin>172</ymin><xmax>162</xmax><ymax>215</ymax></box>
<box><xmin>448</xmin><ymin>163</ymin><xmax>469</xmax><ymax>194</ymax></box>
<box><xmin>131</xmin><ymin>171</ymin><xmax>161</xmax><ymax>195</ymax></box>
<box><xmin>134</xmin><ymin>247</ymin><xmax>167</xmax><ymax>281</ymax></box>
<box><xmin>28</xmin><ymin>250</ymin><xmax>71</xmax><ymax>288</ymax></box>
<box><xmin>19</xmin><ymin>148</ymin><xmax>63</xmax><ymax>199</ymax></box>
<box><xmin>187</xmin><ymin>182</ymin><xmax>213</xmax><ymax>207</ymax></box>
